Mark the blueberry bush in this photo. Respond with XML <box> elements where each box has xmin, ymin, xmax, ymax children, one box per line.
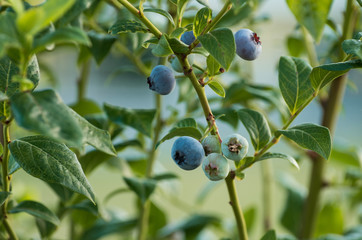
<box><xmin>0</xmin><ymin>0</ymin><xmax>361</xmax><ymax>239</ymax></box>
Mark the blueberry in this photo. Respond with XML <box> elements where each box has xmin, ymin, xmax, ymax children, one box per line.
<box><xmin>221</xmin><ymin>134</ymin><xmax>249</xmax><ymax>161</ymax></box>
<box><xmin>147</xmin><ymin>65</ymin><xmax>175</xmax><ymax>95</ymax></box>
<box><xmin>171</xmin><ymin>136</ymin><xmax>205</xmax><ymax>170</ymax></box>
<box><xmin>180</xmin><ymin>31</ymin><xmax>201</xmax><ymax>47</ymax></box>
<box><xmin>202</xmin><ymin>135</ymin><xmax>221</xmax><ymax>156</ymax></box>
<box><xmin>202</xmin><ymin>153</ymin><xmax>230</xmax><ymax>181</ymax></box>
<box><xmin>234</xmin><ymin>29</ymin><xmax>262</xmax><ymax>61</ymax></box>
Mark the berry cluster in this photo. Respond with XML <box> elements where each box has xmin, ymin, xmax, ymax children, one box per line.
<box><xmin>146</xmin><ymin>29</ymin><xmax>261</xmax><ymax>95</ymax></box>
<box><xmin>146</xmin><ymin>29</ymin><xmax>260</xmax><ymax>181</ymax></box>
<box><xmin>171</xmin><ymin>134</ymin><xmax>249</xmax><ymax>181</ymax></box>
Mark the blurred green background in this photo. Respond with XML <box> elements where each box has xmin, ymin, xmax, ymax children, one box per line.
<box><xmin>10</xmin><ymin>0</ymin><xmax>361</xmax><ymax>239</ymax></box>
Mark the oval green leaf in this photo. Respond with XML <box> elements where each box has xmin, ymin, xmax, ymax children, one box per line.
<box><xmin>9</xmin><ymin>200</ymin><xmax>60</xmax><ymax>225</ymax></box>
<box><xmin>193</xmin><ymin>7</ymin><xmax>212</xmax><ymax>37</ymax></box>
<box><xmin>104</xmin><ymin>103</ymin><xmax>156</xmax><ymax>138</ymax></box>
<box><xmin>198</xmin><ymin>28</ymin><xmax>235</xmax><ymax>70</ymax></box>
<box><xmin>144</xmin><ymin>8</ymin><xmax>175</xmax><ymax>27</ymax></box>
<box><xmin>237</xmin><ymin>109</ymin><xmax>271</xmax><ymax>151</ymax></box>
<box><xmin>258</xmin><ymin>152</ymin><xmax>299</xmax><ymax>170</ymax></box>
<box><xmin>208</xmin><ymin>80</ymin><xmax>225</xmax><ymax>98</ymax></box>
<box><xmin>286</xmin><ymin>0</ymin><xmax>333</xmax><ymax>42</ymax></box>
<box><xmin>277</xmin><ymin>123</ymin><xmax>331</xmax><ymax>160</ymax></box>
<box><xmin>9</xmin><ymin>135</ymin><xmax>95</xmax><ymax>203</ymax></box>
<box><xmin>11</xmin><ymin>90</ymin><xmax>84</xmax><ymax>148</ymax></box>
<box><xmin>123</xmin><ymin>177</ymin><xmax>157</xmax><ymax>204</ymax></box>
<box><xmin>310</xmin><ymin>60</ymin><xmax>362</xmax><ymax>91</ymax></box>
<box><xmin>0</xmin><ymin>55</ymin><xmax>40</xmax><ymax>97</ymax></box>
<box><xmin>278</xmin><ymin>56</ymin><xmax>313</xmax><ymax>114</ymax></box>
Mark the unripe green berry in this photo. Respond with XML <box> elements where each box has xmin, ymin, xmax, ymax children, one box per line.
<box><xmin>221</xmin><ymin>134</ymin><xmax>249</xmax><ymax>161</ymax></box>
<box><xmin>201</xmin><ymin>135</ymin><xmax>221</xmax><ymax>156</ymax></box>
<box><xmin>202</xmin><ymin>153</ymin><xmax>229</xmax><ymax>181</ymax></box>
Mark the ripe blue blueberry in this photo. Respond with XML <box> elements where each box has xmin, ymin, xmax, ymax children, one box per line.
<box><xmin>180</xmin><ymin>31</ymin><xmax>201</xmax><ymax>47</ymax></box>
<box><xmin>147</xmin><ymin>65</ymin><xmax>175</xmax><ymax>95</ymax></box>
<box><xmin>221</xmin><ymin>134</ymin><xmax>249</xmax><ymax>161</ymax></box>
<box><xmin>202</xmin><ymin>153</ymin><xmax>230</xmax><ymax>181</ymax></box>
<box><xmin>202</xmin><ymin>135</ymin><xmax>221</xmax><ymax>156</ymax></box>
<box><xmin>171</xmin><ymin>136</ymin><xmax>205</xmax><ymax>170</ymax></box>
<box><xmin>234</xmin><ymin>29</ymin><xmax>262</xmax><ymax>61</ymax></box>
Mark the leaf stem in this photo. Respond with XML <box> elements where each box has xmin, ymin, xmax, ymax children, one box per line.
<box><xmin>1</xmin><ymin>122</ymin><xmax>18</xmax><ymax>240</ymax></box>
<box><xmin>77</xmin><ymin>60</ymin><xmax>91</xmax><ymax>102</ymax></box>
<box><xmin>106</xmin><ymin>0</ymin><xmax>162</xmax><ymax>38</ymax></box>
<box><xmin>260</xmin><ymin>160</ymin><xmax>272</xmax><ymax>231</ymax></box>
<box><xmin>225</xmin><ymin>172</ymin><xmax>248</xmax><ymax>240</ymax></box>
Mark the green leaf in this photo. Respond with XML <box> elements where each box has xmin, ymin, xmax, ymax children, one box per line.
<box><xmin>330</xmin><ymin>140</ymin><xmax>362</xmax><ymax>167</ymax></box>
<box><xmin>175</xmin><ymin>118</ymin><xmax>198</xmax><ymax>128</ymax></box>
<box><xmin>79</xmin><ymin>150</ymin><xmax>118</xmax><ymax>175</ymax></box>
<box><xmin>68</xmin><ymin>199</ymin><xmax>99</xmax><ymax>216</ymax></box>
<box><xmin>310</xmin><ymin>60</ymin><xmax>362</xmax><ymax>91</ymax></box>
<box><xmin>152</xmin><ymin>35</ymin><xmax>173</xmax><ymax>57</ymax></box>
<box><xmin>286</xmin><ymin>0</ymin><xmax>333</xmax><ymax>42</ymax></box>
<box><xmin>9</xmin><ymin>135</ymin><xmax>95</xmax><ymax>203</ymax></box>
<box><xmin>279</xmin><ymin>173</ymin><xmax>306</xmax><ymax>236</ymax></box>
<box><xmin>277</xmin><ymin>123</ymin><xmax>331</xmax><ymax>160</ymax></box>
<box><xmin>144</xmin><ymin>8</ymin><xmax>175</xmax><ymax>27</ymax></box>
<box><xmin>193</xmin><ymin>7</ymin><xmax>212</xmax><ymax>37</ymax></box>
<box><xmin>69</xmin><ymin>108</ymin><xmax>116</xmax><ymax>156</ymax></box>
<box><xmin>166</xmin><ymin>36</ymin><xmax>189</xmax><ymax>54</ymax></box>
<box><xmin>208</xmin><ymin>80</ymin><xmax>225</xmax><ymax>97</ymax></box>
<box><xmin>70</xmin><ymin>98</ymin><xmax>103</xmax><ymax>117</ymax></box>
<box><xmin>36</xmin><ymin>218</ymin><xmax>57</xmax><ymax>239</ymax></box>
<box><xmin>152</xmin><ymin>173</ymin><xmax>178</xmax><ymax>181</ymax></box>
<box><xmin>104</xmin><ymin>103</ymin><xmax>156</xmax><ymax>137</ymax></box>
<box><xmin>158</xmin><ymin>214</ymin><xmax>219</xmax><ymax>238</ymax></box>
<box><xmin>11</xmin><ymin>90</ymin><xmax>83</xmax><ymax>148</ymax></box>
<box><xmin>157</xmin><ymin>127</ymin><xmax>202</xmax><ymax>148</ymax></box>
<box><xmin>244</xmin><ymin>206</ymin><xmax>257</xmax><ymax>233</ymax></box>
<box><xmin>0</xmin><ymin>192</ymin><xmax>10</xmax><ymax>206</ymax></box>
<box><xmin>198</xmin><ymin>28</ymin><xmax>235</xmax><ymax>70</ymax></box>
<box><xmin>8</xmin><ymin>155</ymin><xmax>20</xmax><ymax>174</ymax></box>
<box><xmin>0</xmin><ymin>13</ymin><xmax>21</xmax><ymax>58</ymax></box>
<box><xmin>9</xmin><ymin>200</ymin><xmax>60</xmax><ymax>225</ymax></box>
<box><xmin>55</xmin><ymin>0</ymin><xmax>88</xmax><ymax>27</ymax></box>
<box><xmin>260</xmin><ymin>230</ymin><xmax>277</xmax><ymax>240</ymax></box>
<box><xmin>123</xmin><ymin>177</ymin><xmax>157</xmax><ymax>204</ymax></box>
<box><xmin>17</xmin><ymin>0</ymin><xmax>76</xmax><ymax>36</ymax></box>
<box><xmin>342</xmin><ymin>39</ymin><xmax>362</xmax><ymax>59</ymax></box>
<box><xmin>177</xmin><ymin>0</ymin><xmax>189</xmax><ymax>22</ymax></box>
<box><xmin>33</xmin><ymin>27</ymin><xmax>91</xmax><ymax>53</ymax></box>
<box><xmin>258</xmin><ymin>152</ymin><xmax>299</xmax><ymax>170</ymax></box>
<box><xmin>315</xmin><ymin>202</ymin><xmax>344</xmax><ymax>237</ymax></box>
<box><xmin>0</xmin><ymin>56</ymin><xmax>40</xmax><ymax>97</ymax></box>
<box><xmin>80</xmin><ymin>219</ymin><xmax>137</xmax><ymax>240</ymax></box>
<box><xmin>207</xmin><ymin>55</ymin><xmax>221</xmax><ymax>76</ymax></box>
<box><xmin>237</xmin><ymin>109</ymin><xmax>271</xmax><ymax>151</ymax></box>
<box><xmin>230</xmin><ymin>0</ymin><xmax>247</xmax><ymax>10</ymax></box>
<box><xmin>148</xmin><ymin>202</ymin><xmax>167</xmax><ymax>237</ymax></box>
<box><xmin>108</xmin><ymin>19</ymin><xmax>148</xmax><ymax>34</ymax></box>
<box><xmin>47</xmin><ymin>182</ymin><xmax>74</xmax><ymax>202</ymax></box>
<box><xmin>278</xmin><ymin>56</ymin><xmax>313</xmax><ymax>114</ymax></box>
<box><xmin>87</xmin><ymin>31</ymin><xmax>117</xmax><ymax>65</ymax></box>
<box><xmin>287</xmin><ymin>35</ymin><xmax>305</xmax><ymax>57</ymax></box>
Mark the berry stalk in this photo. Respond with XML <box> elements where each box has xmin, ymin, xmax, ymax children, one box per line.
<box><xmin>1</xmin><ymin>122</ymin><xmax>18</xmax><ymax>240</ymax></box>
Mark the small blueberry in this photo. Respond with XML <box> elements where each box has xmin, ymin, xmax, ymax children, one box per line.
<box><xmin>234</xmin><ymin>29</ymin><xmax>262</xmax><ymax>61</ymax></box>
<box><xmin>180</xmin><ymin>31</ymin><xmax>201</xmax><ymax>47</ymax></box>
<box><xmin>171</xmin><ymin>136</ymin><xmax>205</xmax><ymax>170</ymax></box>
<box><xmin>147</xmin><ymin>65</ymin><xmax>175</xmax><ymax>95</ymax></box>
